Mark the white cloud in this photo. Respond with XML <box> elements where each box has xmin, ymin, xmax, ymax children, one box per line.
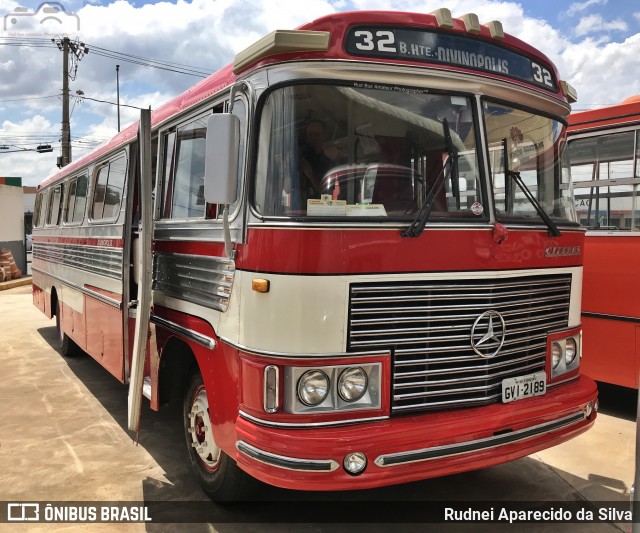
<box><xmin>575</xmin><ymin>14</ymin><xmax>627</xmax><ymax>36</ymax></box>
<box><xmin>566</xmin><ymin>0</ymin><xmax>607</xmax><ymax>17</ymax></box>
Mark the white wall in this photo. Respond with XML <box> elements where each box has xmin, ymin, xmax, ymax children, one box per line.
<box><xmin>0</xmin><ymin>184</ymin><xmax>25</xmax><ymax>242</ymax></box>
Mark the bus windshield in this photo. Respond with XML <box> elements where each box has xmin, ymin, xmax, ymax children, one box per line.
<box><xmin>483</xmin><ymin>100</ymin><xmax>577</xmax><ymax>226</ymax></box>
<box><xmin>254</xmin><ymin>83</ymin><xmax>484</xmax><ymax>220</ymax></box>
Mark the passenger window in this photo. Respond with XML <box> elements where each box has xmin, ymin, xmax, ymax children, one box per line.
<box><xmin>91</xmin><ymin>155</ymin><xmax>127</xmax><ymax>220</ymax></box>
<box><xmin>47</xmin><ymin>185</ymin><xmax>63</xmax><ymax>226</ymax></box>
<box><xmin>162</xmin><ymin>116</ymin><xmax>207</xmax><ymax>219</ymax></box>
<box><xmin>33</xmin><ymin>192</ymin><xmax>45</xmax><ymax>228</ymax></box>
<box><xmin>64</xmin><ymin>174</ymin><xmax>89</xmax><ymax>224</ymax></box>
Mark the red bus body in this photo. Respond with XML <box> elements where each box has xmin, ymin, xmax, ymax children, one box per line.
<box><xmin>568</xmin><ymin>98</ymin><xmax>640</xmax><ymax>389</ymax></box>
<box><xmin>32</xmin><ymin>10</ymin><xmax>597</xmax><ymax>498</ymax></box>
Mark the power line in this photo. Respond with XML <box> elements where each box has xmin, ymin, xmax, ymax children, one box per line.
<box><xmin>0</xmin><ymin>36</ymin><xmax>212</xmax><ymax>77</ymax></box>
<box><xmin>0</xmin><ymin>94</ymin><xmax>60</xmax><ymax>103</ymax></box>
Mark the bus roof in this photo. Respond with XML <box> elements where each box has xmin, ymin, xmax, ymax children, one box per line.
<box><xmin>568</xmin><ymin>96</ymin><xmax>640</xmax><ymax>134</ymax></box>
<box><xmin>39</xmin><ymin>9</ymin><xmax>566</xmax><ymax>189</ymax></box>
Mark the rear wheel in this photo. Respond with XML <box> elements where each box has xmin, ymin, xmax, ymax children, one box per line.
<box><xmin>183</xmin><ymin>370</ymin><xmax>256</xmax><ymax>501</ymax></box>
<box><xmin>55</xmin><ymin>300</ymin><xmax>79</xmax><ymax>357</ymax></box>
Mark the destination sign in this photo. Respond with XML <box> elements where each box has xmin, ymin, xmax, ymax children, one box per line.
<box><xmin>344</xmin><ymin>26</ymin><xmax>558</xmax><ymax>92</ymax></box>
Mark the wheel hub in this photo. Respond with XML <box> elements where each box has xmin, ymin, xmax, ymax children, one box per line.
<box><xmin>188</xmin><ymin>387</ymin><xmax>221</xmax><ymax>471</ymax></box>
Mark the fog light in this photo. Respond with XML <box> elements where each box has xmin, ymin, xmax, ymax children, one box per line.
<box><xmin>297</xmin><ymin>370</ymin><xmax>330</xmax><ymax>406</ymax></box>
<box><xmin>343</xmin><ymin>452</ymin><xmax>367</xmax><ymax>475</ymax></box>
<box><xmin>338</xmin><ymin>367</ymin><xmax>368</xmax><ymax>402</ymax></box>
<box><xmin>552</xmin><ymin>342</ymin><xmax>562</xmax><ymax>369</ymax></box>
<box><xmin>565</xmin><ymin>337</ymin><xmax>577</xmax><ymax>366</ymax></box>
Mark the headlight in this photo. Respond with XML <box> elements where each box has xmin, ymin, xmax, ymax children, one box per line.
<box><xmin>297</xmin><ymin>370</ymin><xmax>330</xmax><ymax>406</ymax></box>
<box><xmin>338</xmin><ymin>367</ymin><xmax>368</xmax><ymax>402</ymax></box>
<box><xmin>552</xmin><ymin>342</ymin><xmax>562</xmax><ymax>369</ymax></box>
<box><xmin>565</xmin><ymin>337</ymin><xmax>577</xmax><ymax>366</ymax></box>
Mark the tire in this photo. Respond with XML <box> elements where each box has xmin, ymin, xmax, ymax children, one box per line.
<box><xmin>55</xmin><ymin>300</ymin><xmax>79</xmax><ymax>357</ymax></box>
<box><xmin>183</xmin><ymin>370</ymin><xmax>256</xmax><ymax>502</ymax></box>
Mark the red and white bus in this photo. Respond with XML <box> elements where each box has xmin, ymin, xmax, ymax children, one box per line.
<box><xmin>32</xmin><ymin>9</ymin><xmax>597</xmax><ymax>500</ymax></box>
<box><xmin>568</xmin><ymin>96</ymin><xmax>640</xmax><ymax>389</ymax></box>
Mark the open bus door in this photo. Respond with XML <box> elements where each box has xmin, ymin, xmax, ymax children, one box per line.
<box><xmin>128</xmin><ymin>109</ymin><xmax>153</xmax><ymax>433</ymax></box>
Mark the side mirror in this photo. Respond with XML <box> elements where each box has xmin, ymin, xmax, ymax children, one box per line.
<box><xmin>204</xmin><ymin>113</ymin><xmax>240</xmax><ymax>205</ymax></box>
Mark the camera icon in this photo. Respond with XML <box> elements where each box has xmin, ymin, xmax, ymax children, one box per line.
<box><xmin>3</xmin><ymin>2</ymin><xmax>80</xmax><ymax>33</ymax></box>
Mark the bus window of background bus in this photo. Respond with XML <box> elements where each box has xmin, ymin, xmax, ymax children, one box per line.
<box><xmin>253</xmin><ymin>83</ymin><xmax>483</xmax><ymax>220</ymax></box>
<box><xmin>484</xmin><ymin>100</ymin><xmax>577</xmax><ymax>226</ymax></box>
<box><xmin>90</xmin><ymin>155</ymin><xmax>127</xmax><ymax>221</ymax></box>
<box><xmin>46</xmin><ymin>184</ymin><xmax>63</xmax><ymax>226</ymax></box>
<box><xmin>569</xmin><ymin>131</ymin><xmax>639</xmax><ymax>230</ymax></box>
<box><xmin>63</xmin><ymin>174</ymin><xmax>89</xmax><ymax>224</ymax></box>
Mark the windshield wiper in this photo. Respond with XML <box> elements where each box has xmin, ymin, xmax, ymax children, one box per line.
<box><xmin>503</xmin><ymin>167</ymin><xmax>561</xmax><ymax>238</ymax></box>
<box><xmin>401</xmin><ymin>119</ymin><xmax>457</xmax><ymax>238</ymax></box>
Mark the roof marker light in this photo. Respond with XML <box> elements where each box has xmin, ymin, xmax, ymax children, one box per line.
<box><xmin>485</xmin><ymin>20</ymin><xmax>505</xmax><ymax>40</ymax></box>
<box><xmin>430</xmin><ymin>8</ymin><xmax>453</xmax><ymax>29</ymax></box>
<box><xmin>560</xmin><ymin>80</ymin><xmax>578</xmax><ymax>103</ymax></box>
<box><xmin>460</xmin><ymin>13</ymin><xmax>481</xmax><ymax>34</ymax></box>
<box><xmin>233</xmin><ymin>30</ymin><xmax>330</xmax><ymax>74</ymax></box>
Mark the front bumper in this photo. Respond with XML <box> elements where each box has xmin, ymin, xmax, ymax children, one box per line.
<box><xmin>234</xmin><ymin>375</ymin><xmax>597</xmax><ymax>491</ymax></box>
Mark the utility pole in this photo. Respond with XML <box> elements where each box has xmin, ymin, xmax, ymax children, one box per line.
<box><xmin>53</xmin><ymin>37</ymin><xmax>88</xmax><ymax>167</ymax></box>
<box><xmin>61</xmin><ymin>37</ymin><xmax>71</xmax><ymax>167</ymax></box>
<box><xmin>116</xmin><ymin>65</ymin><xmax>121</xmax><ymax>132</ymax></box>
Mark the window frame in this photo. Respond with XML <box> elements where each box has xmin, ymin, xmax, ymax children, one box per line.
<box><xmin>45</xmin><ymin>184</ymin><xmax>64</xmax><ymax>227</ymax></box>
<box><xmin>250</xmin><ymin>80</ymin><xmax>489</xmax><ymax>223</ymax></box>
<box><xmin>63</xmin><ymin>172</ymin><xmax>90</xmax><ymax>226</ymax></box>
<box><xmin>88</xmin><ymin>151</ymin><xmax>129</xmax><ymax>224</ymax></box>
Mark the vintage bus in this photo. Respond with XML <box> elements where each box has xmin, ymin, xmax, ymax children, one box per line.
<box><xmin>568</xmin><ymin>96</ymin><xmax>640</xmax><ymax>389</ymax></box>
<box><xmin>32</xmin><ymin>9</ymin><xmax>597</xmax><ymax>500</ymax></box>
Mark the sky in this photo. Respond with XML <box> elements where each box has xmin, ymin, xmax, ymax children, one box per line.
<box><xmin>1</xmin><ymin>0</ymin><xmax>639</xmax><ymax>186</ymax></box>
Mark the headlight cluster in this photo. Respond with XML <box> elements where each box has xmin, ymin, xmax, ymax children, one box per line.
<box><xmin>551</xmin><ymin>335</ymin><xmax>580</xmax><ymax>378</ymax></box>
<box><xmin>285</xmin><ymin>363</ymin><xmax>380</xmax><ymax>414</ymax></box>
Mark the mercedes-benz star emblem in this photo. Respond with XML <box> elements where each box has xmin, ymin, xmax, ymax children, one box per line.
<box><xmin>470</xmin><ymin>310</ymin><xmax>506</xmax><ymax>358</ymax></box>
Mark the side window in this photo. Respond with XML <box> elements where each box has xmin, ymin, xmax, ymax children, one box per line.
<box><xmin>91</xmin><ymin>155</ymin><xmax>127</xmax><ymax>221</ymax></box>
<box><xmin>161</xmin><ymin>115</ymin><xmax>208</xmax><ymax>219</ymax></box>
<box><xmin>64</xmin><ymin>174</ymin><xmax>89</xmax><ymax>224</ymax></box>
<box><xmin>73</xmin><ymin>174</ymin><xmax>88</xmax><ymax>222</ymax></box>
<box><xmin>46</xmin><ymin>185</ymin><xmax>63</xmax><ymax>226</ymax></box>
<box><xmin>34</xmin><ymin>192</ymin><xmax>44</xmax><ymax>228</ymax></box>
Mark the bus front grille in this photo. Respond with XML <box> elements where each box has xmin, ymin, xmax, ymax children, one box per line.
<box><xmin>348</xmin><ymin>274</ymin><xmax>572</xmax><ymax>413</ymax></box>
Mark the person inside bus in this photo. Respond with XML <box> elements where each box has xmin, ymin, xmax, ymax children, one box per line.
<box><xmin>299</xmin><ymin>119</ymin><xmax>334</xmax><ymax>199</ymax></box>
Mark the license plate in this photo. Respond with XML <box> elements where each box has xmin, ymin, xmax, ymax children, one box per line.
<box><xmin>502</xmin><ymin>372</ymin><xmax>546</xmax><ymax>403</ymax></box>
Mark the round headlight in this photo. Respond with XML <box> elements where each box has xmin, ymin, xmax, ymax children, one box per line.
<box><xmin>297</xmin><ymin>370</ymin><xmax>330</xmax><ymax>406</ymax></box>
<box><xmin>552</xmin><ymin>342</ymin><xmax>562</xmax><ymax>369</ymax></box>
<box><xmin>565</xmin><ymin>337</ymin><xmax>578</xmax><ymax>366</ymax></box>
<box><xmin>338</xmin><ymin>367</ymin><xmax>368</xmax><ymax>402</ymax></box>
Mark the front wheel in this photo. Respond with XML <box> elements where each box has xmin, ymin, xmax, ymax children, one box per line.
<box><xmin>183</xmin><ymin>370</ymin><xmax>256</xmax><ymax>501</ymax></box>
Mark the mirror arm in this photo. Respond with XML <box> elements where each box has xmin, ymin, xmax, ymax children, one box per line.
<box><xmin>222</xmin><ymin>204</ymin><xmax>235</xmax><ymax>260</ymax></box>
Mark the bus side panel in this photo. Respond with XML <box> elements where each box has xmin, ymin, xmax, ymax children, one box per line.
<box><xmin>582</xmin><ymin>235</ymin><xmax>640</xmax><ymax>318</ymax></box>
<box><xmin>84</xmin><ymin>292</ymin><xmax>124</xmax><ymax>382</ymax></box>
<box><xmin>32</xmin><ymin>273</ymin><xmax>46</xmax><ymax>315</ymax></box>
<box><xmin>582</xmin><ymin>234</ymin><xmax>640</xmax><ymax>388</ymax></box>
<box><xmin>60</xmin><ymin>285</ymin><xmax>86</xmax><ymax>350</ymax></box>
<box><xmin>581</xmin><ymin>316</ymin><xmax>638</xmax><ymax>388</ymax></box>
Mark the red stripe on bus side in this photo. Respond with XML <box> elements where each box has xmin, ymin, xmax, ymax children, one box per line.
<box><xmin>32</xmin><ymin>236</ymin><xmax>124</xmax><ymax>248</ymax></box>
<box><xmin>155</xmin><ymin>228</ymin><xmax>584</xmax><ymax>275</ymax></box>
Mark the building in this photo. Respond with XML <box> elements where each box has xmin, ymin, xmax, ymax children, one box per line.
<box><xmin>0</xmin><ymin>177</ymin><xmax>27</xmax><ymax>276</ymax></box>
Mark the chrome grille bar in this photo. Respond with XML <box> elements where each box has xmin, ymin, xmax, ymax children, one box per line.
<box><xmin>348</xmin><ymin>274</ymin><xmax>571</xmax><ymax>412</ymax></box>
